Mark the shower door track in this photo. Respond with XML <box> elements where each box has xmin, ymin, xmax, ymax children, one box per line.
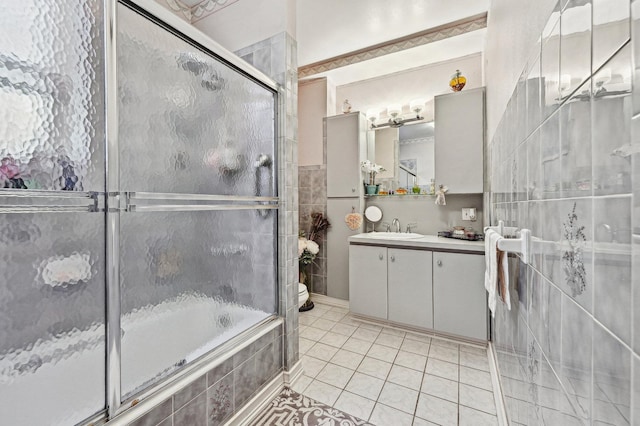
<box><xmin>103</xmin><ymin>0</ymin><xmax>282</xmax><ymax>419</ymax></box>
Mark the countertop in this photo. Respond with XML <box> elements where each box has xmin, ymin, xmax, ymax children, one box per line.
<box><xmin>349</xmin><ymin>232</ymin><xmax>485</xmax><ymax>253</ymax></box>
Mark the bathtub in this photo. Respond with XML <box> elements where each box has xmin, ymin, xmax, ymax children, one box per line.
<box><xmin>0</xmin><ymin>293</ymin><xmax>272</xmax><ymax>426</ymax></box>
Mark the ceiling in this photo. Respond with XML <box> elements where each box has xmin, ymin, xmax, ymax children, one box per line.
<box><xmin>296</xmin><ymin>0</ymin><xmax>490</xmax><ymax>86</ymax></box>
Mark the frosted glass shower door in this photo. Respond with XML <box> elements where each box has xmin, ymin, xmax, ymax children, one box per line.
<box><xmin>0</xmin><ymin>1</ymin><xmax>107</xmax><ymax>424</ymax></box>
<box><xmin>116</xmin><ymin>4</ymin><xmax>278</xmax><ymax>397</ymax></box>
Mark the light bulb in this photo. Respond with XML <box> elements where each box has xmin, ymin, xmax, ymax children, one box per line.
<box><xmin>387</xmin><ymin>104</ymin><xmax>402</xmax><ymax>118</ymax></box>
<box><xmin>366</xmin><ymin>108</ymin><xmax>379</xmax><ymax>122</ymax></box>
<box><xmin>409</xmin><ymin>99</ymin><xmax>425</xmax><ymax>114</ymax></box>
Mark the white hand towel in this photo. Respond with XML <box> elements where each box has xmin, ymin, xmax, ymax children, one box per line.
<box><xmin>498</xmin><ymin>245</ymin><xmax>511</xmax><ymax>313</ymax></box>
<box><xmin>484</xmin><ymin>229</ymin><xmax>499</xmax><ymax>317</ymax></box>
<box><xmin>484</xmin><ymin>229</ymin><xmax>511</xmax><ymax>317</ymax></box>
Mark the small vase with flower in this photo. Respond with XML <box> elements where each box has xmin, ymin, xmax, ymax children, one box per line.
<box><xmin>361</xmin><ymin>160</ymin><xmax>385</xmax><ymax>195</ymax></box>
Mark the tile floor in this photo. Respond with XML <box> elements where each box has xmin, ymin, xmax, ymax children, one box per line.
<box><xmin>293</xmin><ymin>302</ymin><xmax>499</xmax><ymax>426</ymax></box>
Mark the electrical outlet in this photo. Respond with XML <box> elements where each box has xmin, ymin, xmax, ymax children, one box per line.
<box><xmin>462</xmin><ymin>208</ymin><xmax>477</xmax><ymax>221</ymax></box>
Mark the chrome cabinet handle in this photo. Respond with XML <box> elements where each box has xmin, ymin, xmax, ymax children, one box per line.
<box><xmin>352</xmin><ymin>188</ymin><xmax>356</xmax><ymax>193</ymax></box>
<box><xmin>437</xmin><ymin>260</ymin><xmax>442</xmax><ymax>266</ymax></box>
<box><xmin>390</xmin><ymin>255</ymin><xmax>395</xmax><ymax>262</ymax></box>
<box><xmin>379</xmin><ymin>254</ymin><xmax>383</xmax><ymax>260</ymax></box>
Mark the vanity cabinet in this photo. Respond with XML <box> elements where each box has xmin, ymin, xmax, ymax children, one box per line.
<box><xmin>434</xmin><ymin>87</ymin><xmax>485</xmax><ymax>194</ymax></box>
<box><xmin>349</xmin><ymin>246</ymin><xmax>433</xmax><ymax>329</ymax></box>
<box><xmin>388</xmin><ymin>248</ymin><xmax>433</xmax><ymax>328</ymax></box>
<box><xmin>349</xmin><ymin>242</ymin><xmax>486</xmax><ymax>341</ymax></box>
<box><xmin>349</xmin><ymin>245</ymin><xmax>388</xmax><ymax>319</ymax></box>
<box><xmin>433</xmin><ymin>252</ymin><xmax>487</xmax><ymax>340</ymax></box>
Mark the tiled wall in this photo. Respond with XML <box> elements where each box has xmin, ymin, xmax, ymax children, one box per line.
<box><xmin>489</xmin><ymin>1</ymin><xmax>638</xmax><ymax>424</ymax></box>
<box><xmin>298</xmin><ymin>165</ymin><xmax>328</xmax><ymax>294</ymax></box>
<box><xmin>236</xmin><ymin>32</ymin><xmax>300</xmax><ymax>370</ymax></box>
<box><xmin>124</xmin><ymin>326</ymin><xmax>283</xmax><ymax>426</ymax></box>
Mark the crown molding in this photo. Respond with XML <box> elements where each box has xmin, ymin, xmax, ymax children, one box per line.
<box><xmin>298</xmin><ymin>13</ymin><xmax>487</xmax><ymax>79</ymax></box>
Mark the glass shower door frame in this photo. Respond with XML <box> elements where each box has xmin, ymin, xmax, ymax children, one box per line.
<box><xmin>104</xmin><ymin>0</ymin><xmax>281</xmax><ymax>417</ymax></box>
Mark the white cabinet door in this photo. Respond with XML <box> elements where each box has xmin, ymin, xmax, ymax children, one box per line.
<box><xmin>326</xmin><ymin>113</ymin><xmax>362</xmax><ymax>198</ymax></box>
<box><xmin>434</xmin><ymin>88</ymin><xmax>484</xmax><ymax>194</ymax></box>
<box><xmin>388</xmin><ymin>248</ymin><xmax>433</xmax><ymax>328</ymax></box>
<box><xmin>327</xmin><ymin>199</ymin><xmax>361</xmax><ymax>300</ymax></box>
<box><xmin>433</xmin><ymin>252</ymin><xmax>487</xmax><ymax>340</ymax></box>
<box><xmin>349</xmin><ymin>245</ymin><xmax>387</xmax><ymax>319</ymax></box>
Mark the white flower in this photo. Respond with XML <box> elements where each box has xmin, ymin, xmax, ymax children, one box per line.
<box><xmin>298</xmin><ymin>238</ymin><xmax>306</xmax><ymax>256</ymax></box>
<box><xmin>372</xmin><ymin>163</ymin><xmax>386</xmax><ymax>173</ymax></box>
<box><xmin>361</xmin><ymin>160</ymin><xmax>386</xmax><ymax>174</ymax></box>
<box><xmin>306</xmin><ymin>240</ymin><xmax>319</xmax><ymax>255</ymax></box>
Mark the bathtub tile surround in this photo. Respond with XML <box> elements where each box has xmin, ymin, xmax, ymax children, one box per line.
<box><xmin>125</xmin><ymin>325</ymin><xmax>284</xmax><ymax>426</ymax></box>
<box><xmin>294</xmin><ymin>302</ymin><xmax>499</xmax><ymax>425</ymax></box>
<box><xmin>488</xmin><ymin>0</ymin><xmax>636</xmax><ymax>424</ymax></box>
<box><xmin>237</xmin><ymin>31</ymin><xmax>301</xmax><ymax>371</ymax></box>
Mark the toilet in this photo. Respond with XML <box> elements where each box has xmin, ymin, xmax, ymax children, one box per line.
<box><xmin>298</xmin><ymin>283</ymin><xmax>309</xmax><ymax>308</ymax></box>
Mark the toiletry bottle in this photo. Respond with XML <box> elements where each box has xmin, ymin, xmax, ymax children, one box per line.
<box><xmin>429</xmin><ymin>179</ymin><xmax>435</xmax><ymax>195</ymax></box>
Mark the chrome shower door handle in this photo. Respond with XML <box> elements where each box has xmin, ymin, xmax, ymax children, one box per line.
<box><xmin>254</xmin><ymin>153</ymin><xmax>273</xmax><ymax>197</ymax></box>
<box><xmin>254</xmin><ymin>154</ymin><xmax>273</xmax><ymax>218</ymax></box>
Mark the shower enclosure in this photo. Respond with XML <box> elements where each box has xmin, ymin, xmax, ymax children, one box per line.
<box><xmin>0</xmin><ymin>1</ymin><xmax>280</xmax><ymax>424</ymax></box>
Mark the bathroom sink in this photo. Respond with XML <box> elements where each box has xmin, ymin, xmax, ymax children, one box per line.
<box><xmin>364</xmin><ymin>232</ymin><xmax>425</xmax><ymax>240</ymax></box>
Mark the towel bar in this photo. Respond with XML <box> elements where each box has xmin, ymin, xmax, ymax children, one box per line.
<box><xmin>484</xmin><ymin>220</ymin><xmax>517</xmax><ymax>237</ymax></box>
<box><xmin>484</xmin><ymin>220</ymin><xmax>531</xmax><ymax>264</ymax></box>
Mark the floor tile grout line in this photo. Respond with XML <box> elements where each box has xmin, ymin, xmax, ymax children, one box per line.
<box><xmin>300</xmin><ymin>309</ymin><xmax>498</xmax><ymax>425</ymax></box>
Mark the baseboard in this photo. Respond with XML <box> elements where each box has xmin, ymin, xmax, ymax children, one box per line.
<box><xmin>310</xmin><ymin>293</ymin><xmax>349</xmax><ymax>309</ymax></box>
<box><xmin>226</xmin><ymin>373</ymin><xmax>284</xmax><ymax>426</ymax></box>
<box><xmin>349</xmin><ymin>313</ymin><xmax>487</xmax><ymax>348</ymax></box>
<box><xmin>283</xmin><ymin>359</ymin><xmax>304</xmax><ymax>387</ymax></box>
<box><xmin>487</xmin><ymin>342</ymin><xmax>508</xmax><ymax>426</ymax></box>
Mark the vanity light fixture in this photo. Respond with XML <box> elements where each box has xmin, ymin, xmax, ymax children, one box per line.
<box><xmin>368</xmin><ymin>99</ymin><xmax>425</xmax><ymax>129</ymax></box>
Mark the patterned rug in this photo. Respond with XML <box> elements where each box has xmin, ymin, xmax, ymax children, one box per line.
<box><xmin>250</xmin><ymin>387</ymin><xmax>375</xmax><ymax>426</ymax></box>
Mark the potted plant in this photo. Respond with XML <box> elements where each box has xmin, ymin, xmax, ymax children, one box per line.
<box><xmin>361</xmin><ymin>160</ymin><xmax>386</xmax><ymax>195</ymax></box>
<box><xmin>298</xmin><ymin>212</ymin><xmax>331</xmax><ymax>311</ymax></box>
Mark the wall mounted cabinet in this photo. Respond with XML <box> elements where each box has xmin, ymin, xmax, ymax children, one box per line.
<box><xmin>325</xmin><ymin>112</ymin><xmax>368</xmax><ymax>300</ymax></box>
<box><xmin>326</xmin><ymin>113</ymin><xmax>367</xmax><ymax>197</ymax></box>
<box><xmin>434</xmin><ymin>87</ymin><xmax>485</xmax><ymax>194</ymax></box>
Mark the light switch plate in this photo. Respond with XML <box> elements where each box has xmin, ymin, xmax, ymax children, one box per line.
<box><xmin>462</xmin><ymin>208</ymin><xmax>477</xmax><ymax>221</ymax></box>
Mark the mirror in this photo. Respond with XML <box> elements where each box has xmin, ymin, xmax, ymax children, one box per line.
<box><xmin>368</xmin><ymin>121</ymin><xmax>435</xmax><ymax>192</ymax></box>
<box><xmin>364</xmin><ymin>205</ymin><xmax>382</xmax><ymax>222</ymax></box>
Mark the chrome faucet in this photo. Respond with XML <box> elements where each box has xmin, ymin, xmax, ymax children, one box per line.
<box><xmin>392</xmin><ymin>218</ymin><xmax>400</xmax><ymax>233</ymax></box>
